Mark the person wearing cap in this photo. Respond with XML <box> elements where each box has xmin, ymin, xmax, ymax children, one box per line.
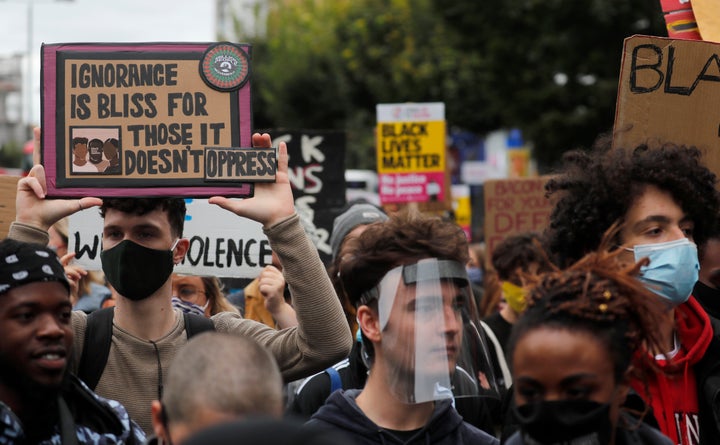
<box><xmin>328</xmin><ymin>202</ymin><xmax>390</xmax><ymax>336</ymax></box>
<box><xmin>306</xmin><ymin>209</ymin><xmax>500</xmax><ymax>444</ymax></box>
<box><xmin>0</xmin><ymin>238</ymin><xmax>145</xmax><ymax>444</ymax></box>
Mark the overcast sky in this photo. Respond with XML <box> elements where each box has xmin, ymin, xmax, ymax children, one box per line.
<box><xmin>0</xmin><ymin>0</ymin><xmax>218</xmax><ymax>125</ymax></box>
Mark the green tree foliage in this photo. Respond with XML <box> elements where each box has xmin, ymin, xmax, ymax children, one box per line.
<box><xmin>432</xmin><ymin>0</ymin><xmax>666</xmax><ymax>169</ymax></box>
<box><xmin>236</xmin><ymin>0</ymin><xmax>667</xmax><ymax>171</ymax></box>
<box><xmin>0</xmin><ymin>141</ymin><xmax>23</xmax><ymax>169</ymax></box>
<box><xmin>242</xmin><ymin>0</ymin><xmax>485</xmax><ymax>169</ymax></box>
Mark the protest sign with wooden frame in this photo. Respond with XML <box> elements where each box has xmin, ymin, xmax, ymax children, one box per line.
<box><xmin>41</xmin><ymin>42</ymin><xmax>275</xmax><ymax>198</ymax></box>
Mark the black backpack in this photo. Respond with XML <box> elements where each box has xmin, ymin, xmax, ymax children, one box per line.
<box><xmin>76</xmin><ymin>307</ymin><xmax>215</xmax><ymax>390</ymax></box>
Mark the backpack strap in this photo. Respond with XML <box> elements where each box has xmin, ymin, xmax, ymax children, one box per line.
<box><xmin>57</xmin><ymin>395</ymin><xmax>79</xmax><ymax>445</ymax></box>
<box><xmin>183</xmin><ymin>312</ymin><xmax>215</xmax><ymax>337</ymax></box>
<box><xmin>324</xmin><ymin>366</ymin><xmax>343</xmax><ymax>393</ymax></box>
<box><xmin>77</xmin><ymin>307</ymin><xmax>115</xmax><ymax>391</ymax></box>
<box><xmin>479</xmin><ymin>320</ymin><xmax>513</xmax><ymax>389</ymax></box>
<box><xmin>77</xmin><ymin>309</ymin><xmax>213</xmax><ymax>391</ymax></box>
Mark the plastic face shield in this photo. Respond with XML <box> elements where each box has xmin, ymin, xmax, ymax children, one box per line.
<box><xmin>361</xmin><ymin>258</ymin><xmax>500</xmax><ymax>404</ymax></box>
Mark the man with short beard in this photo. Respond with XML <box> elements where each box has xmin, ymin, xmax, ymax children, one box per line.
<box><xmin>0</xmin><ymin>238</ymin><xmax>145</xmax><ymax>444</ymax></box>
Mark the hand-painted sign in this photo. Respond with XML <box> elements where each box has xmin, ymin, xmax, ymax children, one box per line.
<box><xmin>41</xmin><ymin>42</ymin><xmax>273</xmax><ymax>198</ymax></box>
<box><xmin>270</xmin><ymin>130</ymin><xmax>346</xmax><ymax>263</ymax></box>
<box><xmin>0</xmin><ymin>176</ymin><xmax>19</xmax><ymax>239</ymax></box>
<box><xmin>68</xmin><ymin>130</ymin><xmax>346</xmax><ymax>274</ymax></box>
<box><xmin>69</xmin><ymin>199</ymin><xmax>271</xmax><ymax>278</ymax></box>
<box><xmin>614</xmin><ymin>35</ymin><xmax>720</xmax><ymax>179</ymax></box>
<box><xmin>483</xmin><ymin>176</ymin><xmax>553</xmax><ymax>255</ymax></box>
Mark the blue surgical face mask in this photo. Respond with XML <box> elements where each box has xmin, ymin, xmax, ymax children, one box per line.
<box><xmin>466</xmin><ymin>266</ymin><xmax>483</xmax><ymax>285</ymax></box>
<box><xmin>628</xmin><ymin>238</ymin><xmax>699</xmax><ymax>307</ymax></box>
<box><xmin>171</xmin><ymin>296</ymin><xmax>208</xmax><ymax>317</ymax></box>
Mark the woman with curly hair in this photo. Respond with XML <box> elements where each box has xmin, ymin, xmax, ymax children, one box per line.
<box><xmin>505</xmin><ymin>247</ymin><xmax>672</xmax><ymax>445</ymax></box>
<box><xmin>545</xmin><ymin>140</ymin><xmax>719</xmax><ymax>269</ymax></box>
<box><xmin>544</xmin><ymin>140</ymin><xmax>720</xmax><ymax>444</ymax></box>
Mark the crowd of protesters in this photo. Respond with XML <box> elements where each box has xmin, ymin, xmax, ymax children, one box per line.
<box><xmin>2</xmin><ymin>127</ymin><xmax>720</xmax><ymax>445</ymax></box>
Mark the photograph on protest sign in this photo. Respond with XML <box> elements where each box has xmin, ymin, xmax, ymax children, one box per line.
<box><xmin>613</xmin><ymin>35</ymin><xmax>720</xmax><ymax>178</ymax></box>
<box><xmin>41</xmin><ymin>41</ymin><xmax>275</xmax><ymax>197</ymax></box>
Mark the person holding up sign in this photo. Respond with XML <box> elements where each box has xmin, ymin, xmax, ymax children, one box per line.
<box><xmin>8</xmin><ymin>129</ymin><xmax>353</xmax><ymax>435</ymax></box>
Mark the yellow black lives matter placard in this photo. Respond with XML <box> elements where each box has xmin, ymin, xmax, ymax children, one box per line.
<box><xmin>41</xmin><ymin>42</ymin><xmax>275</xmax><ymax>198</ymax></box>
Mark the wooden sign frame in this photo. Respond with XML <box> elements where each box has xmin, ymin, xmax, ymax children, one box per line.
<box><xmin>41</xmin><ymin>42</ymin><xmax>271</xmax><ymax>198</ymax></box>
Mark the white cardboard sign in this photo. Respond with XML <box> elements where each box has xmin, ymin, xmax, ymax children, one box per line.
<box><xmin>68</xmin><ymin>199</ymin><xmax>270</xmax><ymax>278</ymax></box>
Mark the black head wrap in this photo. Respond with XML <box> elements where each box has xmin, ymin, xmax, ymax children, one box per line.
<box><xmin>0</xmin><ymin>239</ymin><xmax>69</xmax><ymax>295</ymax></box>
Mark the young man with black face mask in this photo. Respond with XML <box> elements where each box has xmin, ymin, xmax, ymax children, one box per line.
<box><xmin>9</xmin><ymin>129</ymin><xmax>353</xmax><ymax>435</ymax></box>
<box><xmin>544</xmin><ymin>140</ymin><xmax>720</xmax><ymax>445</ymax></box>
<box><xmin>0</xmin><ymin>238</ymin><xmax>145</xmax><ymax>444</ymax></box>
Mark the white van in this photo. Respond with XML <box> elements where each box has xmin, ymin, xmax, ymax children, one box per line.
<box><xmin>345</xmin><ymin>169</ymin><xmax>380</xmax><ymax>206</ymax></box>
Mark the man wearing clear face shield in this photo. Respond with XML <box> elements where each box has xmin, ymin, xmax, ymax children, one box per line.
<box><xmin>307</xmin><ymin>210</ymin><xmax>500</xmax><ymax>445</ymax></box>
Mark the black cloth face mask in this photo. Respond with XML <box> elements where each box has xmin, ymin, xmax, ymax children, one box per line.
<box><xmin>692</xmin><ymin>281</ymin><xmax>720</xmax><ymax>319</ymax></box>
<box><xmin>514</xmin><ymin>399</ymin><xmax>613</xmax><ymax>445</ymax></box>
<box><xmin>101</xmin><ymin>239</ymin><xmax>177</xmax><ymax>301</ymax></box>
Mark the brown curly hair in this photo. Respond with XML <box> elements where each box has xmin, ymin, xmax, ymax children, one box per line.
<box><xmin>338</xmin><ymin>208</ymin><xmax>471</xmax><ymax>364</ymax></box>
<box><xmin>338</xmin><ymin>208</ymin><xmax>469</xmax><ymax>309</ymax></box>
<box><xmin>545</xmin><ymin>140</ymin><xmax>720</xmax><ymax>268</ymax></box>
<box><xmin>508</xmin><ymin>240</ymin><xmax>666</xmax><ymax>384</ymax></box>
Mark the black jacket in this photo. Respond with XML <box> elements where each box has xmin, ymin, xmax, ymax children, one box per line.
<box><xmin>290</xmin><ymin>340</ymin><xmax>499</xmax><ymax>435</ymax></box>
<box><xmin>503</xmin><ymin>413</ymin><xmax>673</xmax><ymax>445</ymax></box>
<box><xmin>307</xmin><ymin>389</ymin><xmax>499</xmax><ymax>445</ymax></box>
<box><xmin>692</xmin><ymin>315</ymin><xmax>720</xmax><ymax>444</ymax></box>
<box><xmin>0</xmin><ymin>375</ymin><xmax>144</xmax><ymax>444</ymax></box>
